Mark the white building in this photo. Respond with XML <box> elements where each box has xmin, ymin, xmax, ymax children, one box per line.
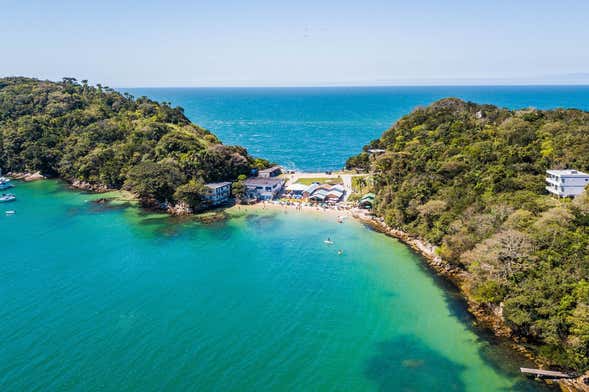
<box><xmin>258</xmin><ymin>166</ymin><xmax>282</xmax><ymax>178</ymax></box>
<box><xmin>546</xmin><ymin>170</ymin><xmax>589</xmax><ymax>197</ymax></box>
<box><xmin>204</xmin><ymin>182</ymin><xmax>232</xmax><ymax>205</ymax></box>
<box><xmin>245</xmin><ymin>178</ymin><xmax>285</xmax><ymax>200</ymax></box>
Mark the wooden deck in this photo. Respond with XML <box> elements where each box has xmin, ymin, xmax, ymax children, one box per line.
<box><xmin>520</xmin><ymin>367</ymin><xmax>571</xmax><ymax>379</ymax></box>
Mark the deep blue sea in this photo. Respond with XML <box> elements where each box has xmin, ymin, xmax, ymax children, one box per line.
<box><xmin>123</xmin><ymin>86</ymin><xmax>589</xmax><ymax>171</ymax></box>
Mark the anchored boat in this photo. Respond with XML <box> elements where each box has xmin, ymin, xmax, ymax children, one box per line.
<box><xmin>0</xmin><ymin>179</ymin><xmax>14</xmax><ymax>190</ymax></box>
<box><xmin>0</xmin><ymin>193</ymin><xmax>16</xmax><ymax>202</ymax></box>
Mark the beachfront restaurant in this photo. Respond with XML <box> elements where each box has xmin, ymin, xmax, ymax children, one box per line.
<box><xmin>245</xmin><ymin>177</ymin><xmax>285</xmax><ymax>200</ymax></box>
<box><xmin>302</xmin><ymin>183</ymin><xmax>320</xmax><ymax>198</ymax></box>
<box><xmin>309</xmin><ymin>189</ymin><xmax>328</xmax><ymax>202</ymax></box>
<box><xmin>325</xmin><ymin>189</ymin><xmax>344</xmax><ymax>203</ymax></box>
<box><xmin>285</xmin><ymin>183</ymin><xmax>308</xmax><ymax>198</ymax></box>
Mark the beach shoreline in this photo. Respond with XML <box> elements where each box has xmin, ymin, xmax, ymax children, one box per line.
<box><xmin>226</xmin><ymin>199</ymin><xmax>360</xmax><ymax>220</ymax></box>
<box><xmin>227</xmin><ymin>198</ymin><xmax>550</xmax><ymax>377</ymax></box>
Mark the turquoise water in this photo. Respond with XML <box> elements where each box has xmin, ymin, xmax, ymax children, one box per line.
<box><xmin>0</xmin><ymin>181</ymin><xmax>550</xmax><ymax>391</ymax></box>
<box><xmin>123</xmin><ymin>86</ymin><xmax>589</xmax><ymax>171</ymax></box>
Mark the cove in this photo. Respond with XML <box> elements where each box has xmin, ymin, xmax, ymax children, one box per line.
<box><xmin>0</xmin><ymin>181</ymin><xmax>551</xmax><ymax>391</ymax></box>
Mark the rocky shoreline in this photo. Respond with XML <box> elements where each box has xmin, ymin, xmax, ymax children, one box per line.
<box><xmin>7</xmin><ymin>171</ymin><xmax>46</xmax><ymax>182</ymax></box>
<box><xmin>352</xmin><ymin>213</ymin><xmax>589</xmax><ymax>392</ymax></box>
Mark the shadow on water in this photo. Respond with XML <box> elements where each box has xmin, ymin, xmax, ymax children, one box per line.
<box><xmin>244</xmin><ymin>211</ymin><xmax>284</xmax><ymax>232</ymax></box>
<box><xmin>365</xmin><ymin>228</ymin><xmax>558</xmax><ymax>391</ymax></box>
<box><xmin>413</xmin><ymin>262</ymin><xmax>558</xmax><ymax>391</ymax></box>
<box><xmin>365</xmin><ymin>334</ymin><xmax>467</xmax><ymax>392</ymax></box>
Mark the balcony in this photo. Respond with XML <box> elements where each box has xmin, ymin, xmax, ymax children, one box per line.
<box><xmin>545</xmin><ymin>177</ymin><xmax>561</xmax><ymax>186</ymax></box>
<box><xmin>546</xmin><ymin>186</ymin><xmax>563</xmax><ymax>196</ymax></box>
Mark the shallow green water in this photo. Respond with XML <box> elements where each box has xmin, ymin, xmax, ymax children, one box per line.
<box><xmin>1</xmin><ymin>181</ymin><xmax>548</xmax><ymax>391</ymax></box>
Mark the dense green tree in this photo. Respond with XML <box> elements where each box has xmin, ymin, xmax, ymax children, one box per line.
<box><xmin>124</xmin><ymin>161</ymin><xmax>185</xmax><ymax>205</ymax></box>
<box><xmin>173</xmin><ymin>180</ymin><xmax>208</xmax><ymax>211</ymax></box>
<box><xmin>0</xmin><ymin>77</ymin><xmax>269</xmax><ymax>206</ymax></box>
<box><xmin>231</xmin><ymin>174</ymin><xmax>247</xmax><ymax>201</ymax></box>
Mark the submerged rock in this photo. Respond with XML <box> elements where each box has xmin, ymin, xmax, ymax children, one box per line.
<box><xmin>196</xmin><ymin>211</ymin><xmax>229</xmax><ymax>224</ymax></box>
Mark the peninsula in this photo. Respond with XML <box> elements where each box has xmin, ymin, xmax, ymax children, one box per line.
<box><xmin>0</xmin><ymin>77</ymin><xmax>270</xmax><ymax>212</ymax></box>
<box><xmin>346</xmin><ymin>98</ymin><xmax>589</xmax><ymax>376</ymax></box>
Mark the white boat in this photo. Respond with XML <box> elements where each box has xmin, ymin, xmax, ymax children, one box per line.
<box><xmin>0</xmin><ymin>193</ymin><xmax>16</xmax><ymax>202</ymax></box>
<box><xmin>324</xmin><ymin>239</ymin><xmax>334</xmax><ymax>245</ymax></box>
<box><xmin>0</xmin><ymin>180</ymin><xmax>13</xmax><ymax>190</ymax></box>
<box><xmin>5</xmin><ymin>210</ymin><xmax>15</xmax><ymax>215</ymax></box>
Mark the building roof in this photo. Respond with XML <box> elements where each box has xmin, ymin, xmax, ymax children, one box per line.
<box><xmin>330</xmin><ymin>184</ymin><xmax>345</xmax><ymax>192</ymax></box>
<box><xmin>286</xmin><ymin>183</ymin><xmax>308</xmax><ymax>192</ymax></box>
<box><xmin>326</xmin><ymin>190</ymin><xmax>344</xmax><ymax>198</ymax></box>
<box><xmin>205</xmin><ymin>182</ymin><xmax>231</xmax><ymax>189</ymax></box>
<box><xmin>245</xmin><ymin>177</ymin><xmax>284</xmax><ymax>187</ymax></box>
<box><xmin>309</xmin><ymin>189</ymin><xmax>328</xmax><ymax>200</ymax></box>
<box><xmin>259</xmin><ymin>166</ymin><xmax>282</xmax><ymax>174</ymax></box>
<box><xmin>304</xmin><ymin>183</ymin><xmax>320</xmax><ymax>194</ymax></box>
<box><xmin>546</xmin><ymin>169</ymin><xmax>589</xmax><ymax>177</ymax></box>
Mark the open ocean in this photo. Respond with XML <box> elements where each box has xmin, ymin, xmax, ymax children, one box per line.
<box><xmin>123</xmin><ymin>85</ymin><xmax>589</xmax><ymax>171</ymax></box>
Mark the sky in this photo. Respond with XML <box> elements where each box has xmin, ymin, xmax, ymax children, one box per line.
<box><xmin>1</xmin><ymin>0</ymin><xmax>589</xmax><ymax>87</ymax></box>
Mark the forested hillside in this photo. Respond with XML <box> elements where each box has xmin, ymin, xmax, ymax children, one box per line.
<box><xmin>347</xmin><ymin>98</ymin><xmax>589</xmax><ymax>370</ymax></box>
<box><xmin>0</xmin><ymin>77</ymin><xmax>268</xmax><ymax>210</ymax></box>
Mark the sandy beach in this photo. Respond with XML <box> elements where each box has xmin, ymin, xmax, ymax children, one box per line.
<box><xmin>227</xmin><ymin>200</ymin><xmax>367</xmax><ymax>221</ymax></box>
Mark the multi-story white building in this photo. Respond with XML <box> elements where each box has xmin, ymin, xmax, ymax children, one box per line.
<box><xmin>546</xmin><ymin>169</ymin><xmax>589</xmax><ymax>197</ymax></box>
<box><xmin>204</xmin><ymin>182</ymin><xmax>232</xmax><ymax>206</ymax></box>
<box><xmin>244</xmin><ymin>178</ymin><xmax>285</xmax><ymax>200</ymax></box>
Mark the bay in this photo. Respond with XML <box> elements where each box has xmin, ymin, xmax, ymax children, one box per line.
<box><xmin>0</xmin><ymin>181</ymin><xmax>550</xmax><ymax>391</ymax></box>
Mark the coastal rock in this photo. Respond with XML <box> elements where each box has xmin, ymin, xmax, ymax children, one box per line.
<box><xmin>196</xmin><ymin>211</ymin><xmax>228</xmax><ymax>224</ymax></box>
<box><xmin>559</xmin><ymin>373</ymin><xmax>589</xmax><ymax>392</ymax></box>
<box><xmin>7</xmin><ymin>171</ymin><xmax>45</xmax><ymax>181</ymax></box>
<box><xmin>24</xmin><ymin>171</ymin><xmax>45</xmax><ymax>181</ymax></box>
<box><xmin>70</xmin><ymin>179</ymin><xmax>110</xmax><ymax>193</ymax></box>
<box><xmin>92</xmin><ymin>197</ymin><xmax>112</xmax><ymax>204</ymax></box>
<box><xmin>168</xmin><ymin>201</ymin><xmax>192</xmax><ymax>216</ymax></box>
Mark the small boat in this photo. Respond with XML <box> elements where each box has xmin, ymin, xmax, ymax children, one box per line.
<box><xmin>337</xmin><ymin>249</ymin><xmax>343</xmax><ymax>255</ymax></box>
<box><xmin>0</xmin><ymin>193</ymin><xmax>16</xmax><ymax>202</ymax></box>
<box><xmin>324</xmin><ymin>238</ymin><xmax>334</xmax><ymax>245</ymax></box>
<box><xmin>5</xmin><ymin>210</ymin><xmax>15</xmax><ymax>215</ymax></box>
<box><xmin>0</xmin><ymin>180</ymin><xmax>14</xmax><ymax>190</ymax></box>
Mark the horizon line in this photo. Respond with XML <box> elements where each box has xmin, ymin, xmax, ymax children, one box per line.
<box><xmin>115</xmin><ymin>83</ymin><xmax>589</xmax><ymax>89</ymax></box>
